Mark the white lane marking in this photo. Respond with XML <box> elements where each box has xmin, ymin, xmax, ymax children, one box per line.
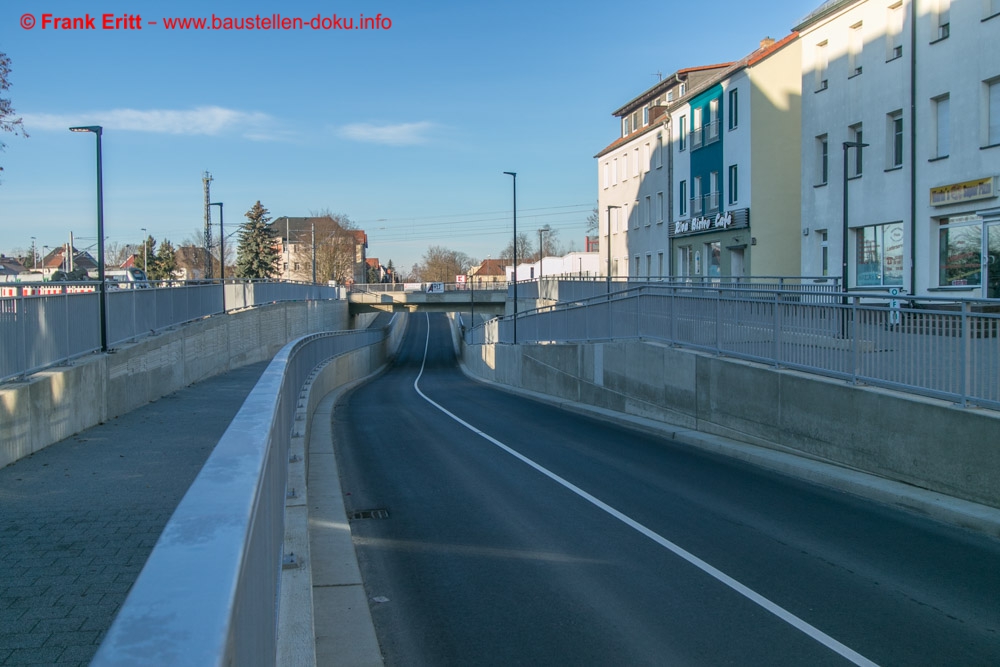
<box><xmin>413</xmin><ymin>314</ymin><xmax>879</xmax><ymax>667</ymax></box>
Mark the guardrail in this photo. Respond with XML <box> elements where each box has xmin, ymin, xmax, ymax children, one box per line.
<box><xmin>0</xmin><ymin>280</ymin><xmax>341</xmax><ymax>384</ymax></box>
<box><xmin>468</xmin><ymin>283</ymin><xmax>1000</xmax><ymax>410</ymax></box>
<box><xmin>91</xmin><ymin>325</ymin><xmax>387</xmax><ymax>666</ymax></box>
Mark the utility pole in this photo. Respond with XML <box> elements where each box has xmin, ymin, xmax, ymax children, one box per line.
<box><xmin>202</xmin><ymin>171</ymin><xmax>213</xmax><ymax>280</ymax></box>
<box><xmin>311</xmin><ymin>222</ymin><xmax>317</xmax><ymax>284</ymax></box>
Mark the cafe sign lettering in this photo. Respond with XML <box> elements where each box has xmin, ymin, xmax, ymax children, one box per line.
<box><xmin>929</xmin><ymin>176</ymin><xmax>996</xmax><ymax>207</ymax></box>
<box><xmin>675</xmin><ymin>212</ymin><xmax>733</xmax><ymax>235</ymax></box>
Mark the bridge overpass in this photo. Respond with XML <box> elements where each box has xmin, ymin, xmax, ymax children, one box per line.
<box><xmin>347</xmin><ymin>283</ymin><xmax>508</xmax><ymax>314</ymax></box>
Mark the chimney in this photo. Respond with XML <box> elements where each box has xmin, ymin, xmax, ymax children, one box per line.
<box><xmin>760</xmin><ymin>36</ymin><xmax>776</xmax><ymax>50</ymax></box>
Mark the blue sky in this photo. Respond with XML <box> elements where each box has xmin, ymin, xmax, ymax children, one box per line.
<box><xmin>1</xmin><ymin>0</ymin><xmax>820</xmax><ymax>272</ymax></box>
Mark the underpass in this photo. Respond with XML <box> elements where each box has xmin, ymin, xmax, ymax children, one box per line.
<box><xmin>330</xmin><ymin>313</ymin><xmax>1000</xmax><ymax>666</ymax></box>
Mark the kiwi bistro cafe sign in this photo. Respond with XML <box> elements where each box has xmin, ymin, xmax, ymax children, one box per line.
<box><xmin>673</xmin><ymin>208</ymin><xmax>749</xmax><ymax>237</ymax></box>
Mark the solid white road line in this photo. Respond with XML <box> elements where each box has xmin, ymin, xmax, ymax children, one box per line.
<box><xmin>413</xmin><ymin>314</ymin><xmax>878</xmax><ymax>667</ymax></box>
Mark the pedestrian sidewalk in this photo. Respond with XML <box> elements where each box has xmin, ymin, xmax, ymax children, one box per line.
<box><xmin>0</xmin><ymin>361</ymin><xmax>269</xmax><ymax>667</ymax></box>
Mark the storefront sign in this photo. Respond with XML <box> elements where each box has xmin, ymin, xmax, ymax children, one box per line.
<box><xmin>930</xmin><ymin>176</ymin><xmax>996</xmax><ymax>207</ymax></box>
<box><xmin>672</xmin><ymin>208</ymin><xmax>749</xmax><ymax>237</ymax></box>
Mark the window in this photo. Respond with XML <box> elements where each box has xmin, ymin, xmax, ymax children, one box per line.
<box><xmin>656</xmin><ymin>192</ymin><xmax>664</xmax><ymax>223</ymax></box>
<box><xmin>709</xmin><ymin>172</ymin><xmax>719</xmax><ymax>213</ymax></box>
<box><xmin>643</xmin><ymin>143</ymin><xmax>651</xmax><ymax>172</ymax></box>
<box><xmin>815</xmin><ymin>41</ymin><xmax>829</xmax><ymax>91</ymax></box>
<box><xmin>633</xmin><ymin>255</ymin><xmax>640</xmax><ymax>276</ymax></box>
<box><xmin>631</xmin><ymin>111</ymin><xmax>639</xmax><ymax>132</ymax></box>
<box><xmin>643</xmin><ymin>105</ymin><xmax>650</xmax><ymax>126</ymax></box>
<box><xmin>987</xmin><ymin>79</ymin><xmax>1000</xmax><ymax>146</ymax></box>
<box><xmin>603</xmin><ymin>162</ymin><xmax>609</xmax><ymax>189</ymax></box>
<box><xmin>645</xmin><ymin>195</ymin><xmax>652</xmax><ymax>226</ymax></box>
<box><xmin>612</xmin><ymin>258</ymin><xmax>619</xmax><ymax>276</ymax></box>
<box><xmin>706</xmin><ymin>241</ymin><xmax>722</xmax><ymax>278</ymax></box>
<box><xmin>728</xmin><ymin>164</ymin><xmax>739</xmax><ymax>205</ymax></box>
<box><xmin>633</xmin><ymin>199</ymin><xmax>640</xmax><ymax>228</ymax></box>
<box><xmin>887</xmin><ymin>3</ymin><xmax>903</xmax><ymax>60</ymax></box>
<box><xmin>693</xmin><ymin>176</ymin><xmax>703</xmax><ymax>215</ymax></box>
<box><xmin>679</xmin><ymin>82</ymin><xmax>686</xmax><ymax>96</ymax></box>
<box><xmin>817</xmin><ymin>134</ymin><xmax>829</xmax><ymax>184</ymax></box>
<box><xmin>857</xmin><ymin>222</ymin><xmax>905</xmax><ymax>286</ymax></box>
<box><xmin>667</xmin><ymin>89</ymin><xmax>675</xmax><ymax>102</ymax></box>
<box><xmin>938</xmin><ymin>215</ymin><xmax>983</xmax><ymax>286</ymax></box>
<box><xmin>819</xmin><ymin>230</ymin><xmax>829</xmax><ymax>276</ymax></box>
<box><xmin>645</xmin><ymin>254</ymin><xmax>652</xmax><ymax>278</ymax></box>
<box><xmin>622</xmin><ymin>117</ymin><xmax>630</xmax><ymax>137</ymax></box>
<box><xmin>728</xmin><ymin>88</ymin><xmax>739</xmax><ymax>130</ymax></box>
<box><xmin>707</xmin><ymin>99</ymin><xmax>719</xmax><ymax>142</ymax></box>
<box><xmin>934</xmin><ymin>95</ymin><xmax>950</xmax><ymax>158</ymax></box>
<box><xmin>658</xmin><ymin>252</ymin><xmax>664</xmax><ymax>277</ymax></box>
<box><xmin>849</xmin><ymin>124</ymin><xmax>864</xmax><ymax>177</ymax></box>
<box><xmin>692</xmin><ymin>107</ymin><xmax>703</xmax><ymax>149</ymax></box>
<box><xmin>679</xmin><ymin>180</ymin><xmax>687</xmax><ymax>216</ymax></box>
<box><xmin>611</xmin><ymin>207</ymin><xmax>619</xmax><ymax>233</ymax></box>
<box><xmin>612</xmin><ymin>158</ymin><xmax>618</xmax><ymax>185</ymax></box>
<box><xmin>621</xmin><ymin>152</ymin><xmax>628</xmax><ymax>180</ymax></box>
<box><xmin>656</xmin><ymin>134</ymin><xmax>663</xmax><ymax>168</ymax></box>
<box><xmin>679</xmin><ymin>115</ymin><xmax>687</xmax><ymax>150</ymax></box>
<box><xmin>849</xmin><ymin>22</ymin><xmax>863</xmax><ymax>76</ymax></box>
<box><xmin>933</xmin><ymin>0</ymin><xmax>950</xmax><ymax>40</ymax></box>
<box><xmin>888</xmin><ymin>111</ymin><xmax>904</xmax><ymax>168</ymax></box>
<box><xmin>633</xmin><ymin>147</ymin><xmax>639</xmax><ymax>176</ymax></box>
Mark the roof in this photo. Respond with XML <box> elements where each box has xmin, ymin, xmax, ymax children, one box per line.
<box><xmin>610</xmin><ymin>63</ymin><xmax>733</xmax><ymax>117</ymax></box>
<box><xmin>472</xmin><ymin>258</ymin><xmax>507</xmax><ymax>276</ymax></box>
<box><xmin>793</xmin><ymin>0</ymin><xmax>860</xmax><ymax>31</ymax></box>
<box><xmin>0</xmin><ymin>256</ymin><xmax>28</xmax><ymax>275</ymax></box>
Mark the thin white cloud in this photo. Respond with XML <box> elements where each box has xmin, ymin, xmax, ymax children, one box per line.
<box><xmin>22</xmin><ymin>106</ymin><xmax>277</xmax><ymax>139</ymax></box>
<box><xmin>337</xmin><ymin>121</ymin><xmax>436</xmax><ymax>146</ymax></box>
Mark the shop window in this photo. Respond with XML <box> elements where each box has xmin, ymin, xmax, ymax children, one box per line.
<box><xmin>938</xmin><ymin>215</ymin><xmax>983</xmax><ymax>286</ymax></box>
<box><xmin>856</xmin><ymin>222</ymin><xmax>904</xmax><ymax>286</ymax></box>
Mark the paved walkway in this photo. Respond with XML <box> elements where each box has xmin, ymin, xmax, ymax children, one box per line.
<box><xmin>0</xmin><ymin>361</ymin><xmax>269</xmax><ymax>666</ymax></box>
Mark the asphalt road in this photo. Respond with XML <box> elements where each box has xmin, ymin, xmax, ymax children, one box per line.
<box><xmin>332</xmin><ymin>313</ymin><xmax>1000</xmax><ymax>667</ymax></box>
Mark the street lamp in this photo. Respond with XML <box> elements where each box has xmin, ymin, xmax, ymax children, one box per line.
<box><xmin>70</xmin><ymin>125</ymin><xmax>107</xmax><ymax>353</ymax></box>
<box><xmin>141</xmin><ymin>227</ymin><xmax>147</xmax><ymax>273</ymax></box>
<box><xmin>31</xmin><ymin>237</ymin><xmax>36</xmax><ymax>268</ymax></box>
<box><xmin>503</xmin><ymin>171</ymin><xmax>517</xmax><ymax>344</ymax></box>
<box><xmin>210</xmin><ymin>202</ymin><xmax>225</xmax><ymax>312</ymax></box>
<box><xmin>606</xmin><ymin>205</ymin><xmax>621</xmax><ymax>296</ymax></box>
<box><xmin>842</xmin><ymin>140</ymin><xmax>868</xmax><ymax>335</ymax></box>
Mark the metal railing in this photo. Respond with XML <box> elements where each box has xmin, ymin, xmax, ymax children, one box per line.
<box><xmin>1</xmin><ymin>280</ymin><xmax>341</xmax><ymax>384</ymax></box>
<box><xmin>91</xmin><ymin>326</ymin><xmax>387</xmax><ymax>666</ymax></box>
<box><xmin>468</xmin><ymin>282</ymin><xmax>1000</xmax><ymax>410</ymax></box>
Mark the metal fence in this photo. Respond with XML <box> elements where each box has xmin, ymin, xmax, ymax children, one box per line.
<box><xmin>0</xmin><ymin>280</ymin><xmax>341</xmax><ymax>384</ymax></box>
<box><xmin>470</xmin><ymin>283</ymin><xmax>1000</xmax><ymax>410</ymax></box>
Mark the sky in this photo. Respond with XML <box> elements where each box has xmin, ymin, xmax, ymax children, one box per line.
<box><xmin>1</xmin><ymin>0</ymin><xmax>821</xmax><ymax>273</ymax></box>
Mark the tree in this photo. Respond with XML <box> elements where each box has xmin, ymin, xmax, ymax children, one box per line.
<box><xmin>148</xmin><ymin>239</ymin><xmax>177</xmax><ymax>281</ymax></box>
<box><xmin>0</xmin><ymin>51</ymin><xmax>28</xmax><ymax>180</ymax></box>
<box><xmin>416</xmin><ymin>246</ymin><xmax>474</xmax><ymax>282</ymax></box>
<box><xmin>499</xmin><ymin>232</ymin><xmax>533</xmax><ymax>266</ymax></box>
<box><xmin>585</xmin><ymin>203</ymin><xmax>599</xmax><ymax>236</ymax></box>
<box><xmin>236</xmin><ymin>201</ymin><xmax>281</xmax><ymax>279</ymax></box>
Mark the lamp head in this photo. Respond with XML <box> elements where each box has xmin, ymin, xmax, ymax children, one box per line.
<box><xmin>69</xmin><ymin>125</ymin><xmax>103</xmax><ymax>135</ymax></box>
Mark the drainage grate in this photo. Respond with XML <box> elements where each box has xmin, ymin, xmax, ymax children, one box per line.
<box><xmin>349</xmin><ymin>508</ymin><xmax>390</xmax><ymax>520</ymax></box>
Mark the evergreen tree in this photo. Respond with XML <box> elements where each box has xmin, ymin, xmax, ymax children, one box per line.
<box><xmin>236</xmin><ymin>201</ymin><xmax>280</xmax><ymax>279</ymax></box>
<box><xmin>148</xmin><ymin>239</ymin><xmax>176</xmax><ymax>281</ymax></box>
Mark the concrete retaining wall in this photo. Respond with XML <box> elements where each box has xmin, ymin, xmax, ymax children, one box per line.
<box><xmin>0</xmin><ymin>300</ymin><xmax>349</xmax><ymax>469</ymax></box>
<box><xmin>462</xmin><ymin>339</ymin><xmax>1000</xmax><ymax>509</ymax></box>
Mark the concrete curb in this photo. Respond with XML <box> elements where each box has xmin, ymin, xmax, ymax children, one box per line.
<box><xmin>457</xmin><ymin>359</ymin><xmax>1000</xmax><ymax>540</ymax></box>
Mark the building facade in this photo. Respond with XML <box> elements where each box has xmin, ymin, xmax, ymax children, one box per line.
<box><xmin>797</xmin><ymin>0</ymin><xmax>1000</xmax><ymax>297</ymax></box>
<box><xmin>596</xmin><ymin>66</ymin><xmax>731</xmax><ymax>279</ymax></box>
<box><xmin>671</xmin><ymin>36</ymin><xmax>803</xmax><ymax>281</ymax></box>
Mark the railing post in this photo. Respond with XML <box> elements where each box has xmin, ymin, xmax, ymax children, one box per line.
<box><xmin>773</xmin><ymin>290</ymin><xmax>781</xmax><ymax>367</ymax></box>
<box><xmin>961</xmin><ymin>302</ymin><xmax>971</xmax><ymax>408</ymax></box>
<box><xmin>851</xmin><ymin>296</ymin><xmax>861</xmax><ymax>384</ymax></box>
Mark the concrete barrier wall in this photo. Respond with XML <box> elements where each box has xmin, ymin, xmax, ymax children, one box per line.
<box><xmin>0</xmin><ymin>299</ymin><xmax>349</xmax><ymax>469</ymax></box>
<box><xmin>462</xmin><ymin>339</ymin><xmax>1000</xmax><ymax>509</ymax></box>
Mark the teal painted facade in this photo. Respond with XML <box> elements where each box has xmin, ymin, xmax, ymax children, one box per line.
<box><xmin>688</xmin><ymin>84</ymin><xmax>725</xmax><ymax>216</ymax></box>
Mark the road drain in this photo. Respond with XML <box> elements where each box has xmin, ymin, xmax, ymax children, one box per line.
<box><xmin>349</xmin><ymin>508</ymin><xmax>389</xmax><ymax>520</ymax></box>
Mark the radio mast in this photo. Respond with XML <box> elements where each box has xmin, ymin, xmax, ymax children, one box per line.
<box><xmin>202</xmin><ymin>171</ymin><xmax>214</xmax><ymax>279</ymax></box>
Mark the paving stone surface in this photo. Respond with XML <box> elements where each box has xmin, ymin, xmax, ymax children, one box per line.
<box><xmin>0</xmin><ymin>361</ymin><xmax>268</xmax><ymax>666</ymax></box>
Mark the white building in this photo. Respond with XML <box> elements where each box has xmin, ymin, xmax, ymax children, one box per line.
<box><xmin>508</xmin><ymin>251</ymin><xmax>601</xmax><ymax>281</ymax></box>
<box><xmin>596</xmin><ymin>66</ymin><xmax>731</xmax><ymax>279</ymax></box>
<box><xmin>797</xmin><ymin>0</ymin><xmax>1000</xmax><ymax>298</ymax></box>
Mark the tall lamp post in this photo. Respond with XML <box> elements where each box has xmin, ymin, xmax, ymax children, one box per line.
<box><xmin>140</xmin><ymin>227</ymin><xmax>147</xmax><ymax>273</ymax></box>
<box><xmin>842</xmin><ymin>140</ymin><xmax>868</xmax><ymax>334</ymax></box>
<box><xmin>210</xmin><ymin>202</ymin><xmax>225</xmax><ymax>312</ymax></box>
<box><xmin>606</xmin><ymin>205</ymin><xmax>621</xmax><ymax>296</ymax></box>
<box><xmin>69</xmin><ymin>125</ymin><xmax>107</xmax><ymax>353</ymax></box>
<box><xmin>503</xmin><ymin>171</ymin><xmax>517</xmax><ymax>344</ymax></box>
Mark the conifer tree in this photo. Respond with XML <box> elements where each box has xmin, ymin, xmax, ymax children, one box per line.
<box><xmin>236</xmin><ymin>201</ymin><xmax>280</xmax><ymax>279</ymax></box>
